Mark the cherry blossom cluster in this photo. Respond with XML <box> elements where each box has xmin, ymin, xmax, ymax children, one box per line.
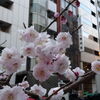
<box><xmin>19</xmin><ymin>26</ymin><xmax>85</xmax><ymax>83</ymax></box>
<box><xmin>0</xmin><ymin>25</ymin><xmax>99</xmax><ymax>100</ymax></box>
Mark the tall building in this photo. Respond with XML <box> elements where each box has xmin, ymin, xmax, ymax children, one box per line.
<box><xmin>95</xmin><ymin>0</ymin><xmax>100</xmax><ymax>93</ymax></box>
<box><xmin>29</xmin><ymin>0</ymin><xmax>80</xmax><ymax>70</ymax></box>
<box><xmin>78</xmin><ymin>0</ymin><xmax>100</xmax><ymax>93</ymax></box>
<box><xmin>0</xmin><ymin>0</ymin><xmax>29</xmax><ymax>71</ymax></box>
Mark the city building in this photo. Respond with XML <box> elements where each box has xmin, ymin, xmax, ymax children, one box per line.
<box><xmin>95</xmin><ymin>0</ymin><xmax>100</xmax><ymax>93</ymax></box>
<box><xmin>28</xmin><ymin>0</ymin><xmax>80</xmax><ymax>70</ymax></box>
<box><xmin>78</xmin><ymin>0</ymin><xmax>100</xmax><ymax>93</ymax></box>
<box><xmin>0</xmin><ymin>0</ymin><xmax>29</xmax><ymax>71</ymax></box>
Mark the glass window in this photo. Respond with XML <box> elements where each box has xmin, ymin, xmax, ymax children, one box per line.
<box><xmin>31</xmin><ymin>3</ymin><xmax>46</xmax><ymax>16</ymax></box>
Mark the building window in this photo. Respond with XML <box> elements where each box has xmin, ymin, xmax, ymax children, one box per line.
<box><xmin>0</xmin><ymin>20</ymin><xmax>11</xmax><ymax>33</ymax></box>
<box><xmin>85</xmin><ymin>47</ymin><xmax>94</xmax><ymax>54</ymax></box>
<box><xmin>34</xmin><ymin>24</ymin><xmax>45</xmax><ymax>32</ymax></box>
<box><xmin>85</xmin><ymin>47</ymin><xmax>99</xmax><ymax>56</ymax></box>
<box><xmin>93</xmin><ymin>37</ymin><xmax>98</xmax><ymax>42</ymax></box>
<box><xmin>31</xmin><ymin>3</ymin><xmax>46</xmax><ymax>17</ymax></box>
<box><xmin>47</xmin><ymin>10</ymin><xmax>54</xmax><ymax>19</ymax></box>
<box><xmin>90</xmin><ymin>0</ymin><xmax>95</xmax><ymax>5</ymax></box>
<box><xmin>0</xmin><ymin>47</ymin><xmax>4</xmax><ymax>54</ymax></box>
<box><xmin>0</xmin><ymin>0</ymin><xmax>13</xmax><ymax>9</ymax></box>
<box><xmin>50</xmin><ymin>0</ymin><xmax>56</xmax><ymax>3</ymax></box>
<box><xmin>91</xmin><ymin>11</ymin><xmax>96</xmax><ymax>17</ymax></box>
<box><xmin>92</xmin><ymin>23</ymin><xmax>97</xmax><ymax>29</ymax></box>
<box><xmin>94</xmin><ymin>51</ymin><xmax>99</xmax><ymax>56</ymax></box>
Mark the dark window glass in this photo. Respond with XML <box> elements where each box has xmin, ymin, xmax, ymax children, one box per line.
<box><xmin>85</xmin><ymin>47</ymin><xmax>99</xmax><ymax>56</ymax></box>
<box><xmin>0</xmin><ymin>47</ymin><xmax>4</xmax><ymax>54</ymax></box>
<box><xmin>0</xmin><ymin>20</ymin><xmax>11</xmax><ymax>32</ymax></box>
<box><xmin>91</xmin><ymin>11</ymin><xmax>96</xmax><ymax>17</ymax></box>
<box><xmin>93</xmin><ymin>37</ymin><xmax>98</xmax><ymax>42</ymax></box>
<box><xmin>47</xmin><ymin>10</ymin><xmax>54</xmax><ymax>19</ymax></box>
<box><xmin>85</xmin><ymin>47</ymin><xmax>94</xmax><ymax>54</ymax></box>
<box><xmin>92</xmin><ymin>23</ymin><xmax>97</xmax><ymax>29</ymax></box>
<box><xmin>90</xmin><ymin>0</ymin><xmax>95</xmax><ymax>5</ymax></box>
<box><xmin>50</xmin><ymin>0</ymin><xmax>56</xmax><ymax>3</ymax></box>
<box><xmin>0</xmin><ymin>0</ymin><xmax>13</xmax><ymax>9</ymax></box>
<box><xmin>94</xmin><ymin>51</ymin><xmax>99</xmax><ymax>56</ymax></box>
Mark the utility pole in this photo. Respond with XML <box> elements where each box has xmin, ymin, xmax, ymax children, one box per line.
<box><xmin>56</xmin><ymin>0</ymin><xmax>62</xmax><ymax>33</ymax></box>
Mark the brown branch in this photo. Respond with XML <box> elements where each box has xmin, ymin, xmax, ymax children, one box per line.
<box><xmin>72</xmin><ymin>25</ymin><xmax>82</xmax><ymax>33</ymax></box>
<box><xmin>46</xmin><ymin>82</ymin><xmax>72</xmax><ymax>100</ymax></box>
<box><xmin>64</xmin><ymin>71</ymin><xmax>95</xmax><ymax>92</ymax></box>
<box><xmin>24</xmin><ymin>90</ymin><xmax>41</xmax><ymax>100</ymax></box>
<box><xmin>45</xmin><ymin>71</ymin><xmax>95</xmax><ymax>100</ymax></box>
<box><xmin>42</xmin><ymin>0</ymin><xmax>77</xmax><ymax>32</ymax></box>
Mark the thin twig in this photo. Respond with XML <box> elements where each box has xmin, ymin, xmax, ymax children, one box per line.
<box><xmin>64</xmin><ymin>71</ymin><xmax>95</xmax><ymax>92</ymax></box>
<box><xmin>45</xmin><ymin>71</ymin><xmax>95</xmax><ymax>100</ymax></box>
<box><xmin>72</xmin><ymin>25</ymin><xmax>82</xmax><ymax>33</ymax></box>
<box><xmin>46</xmin><ymin>82</ymin><xmax>72</xmax><ymax>100</ymax></box>
<box><xmin>23</xmin><ymin>22</ymin><xmax>27</xmax><ymax>29</ymax></box>
<box><xmin>42</xmin><ymin>0</ymin><xmax>77</xmax><ymax>32</ymax></box>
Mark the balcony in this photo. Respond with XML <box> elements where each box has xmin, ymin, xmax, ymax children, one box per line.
<box><xmin>48</xmin><ymin>18</ymin><xmax>57</xmax><ymax>31</ymax></box>
<box><xmin>48</xmin><ymin>0</ymin><xmax>56</xmax><ymax>12</ymax></box>
<box><xmin>81</xmin><ymin>52</ymin><xmax>100</xmax><ymax>63</ymax></box>
<box><xmin>0</xmin><ymin>0</ymin><xmax>13</xmax><ymax>9</ymax></box>
<box><xmin>0</xmin><ymin>6</ymin><xmax>13</xmax><ymax>24</ymax></box>
<box><xmin>84</xmin><ymin>37</ymin><xmax>99</xmax><ymax>51</ymax></box>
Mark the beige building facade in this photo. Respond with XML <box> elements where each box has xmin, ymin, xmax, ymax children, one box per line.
<box><xmin>79</xmin><ymin>0</ymin><xmax>100</xmax><ymax>93</ymax></box>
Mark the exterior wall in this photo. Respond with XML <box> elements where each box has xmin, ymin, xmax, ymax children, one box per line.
<box><xmin>79</xmin><ymin>0</ymin><xmax>100</xmax><ymax>65</ymax></box>
<box><xmin>79</xmin><ymin>0</ymin><xmax>100</xmax><ymax>93</ymax></box>
<box><xmin>95</xmin><ymin>0</ymin><xmax>100</xmax><ymax>93</ymax></box>
<box><xmin>0</xmin><ymin>0</ymin><xmax>29</xmax><ymax>71</ymax></box>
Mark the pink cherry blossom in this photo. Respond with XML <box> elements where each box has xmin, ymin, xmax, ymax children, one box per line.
<box><xmin>0</xmin><ymin>86</ymin><xmax>28</xmax><ymax>100</ymax></box>
<box><xmin>2</xmin><ymin>57</ymin><xmax>23</xmax><ymax>74</ymax></box>
<box><xmin>73</xmin><ymin>67</ymin><xmax>85</xmax><ymax>77</ymax></box>
<box><xmin>31</xmin><ymin>84</ymin><xmax>47</xmax><ymax>97</ymax></box>
<box><xmin>1</xmin><ymin>48</ymin><xmax>20</xmax><ymax>61</ymax></box>
<box><xmin>48</xmin><ymin>87</ymin><xmax>64</xmax><ymax>100</ymax></box>
<box><xmin>56</xmin><ymin>32</ymin><xmax>73</xmax><ymax>49</ymax></box>
<box><xmin>91</xmin><ymin>60</ymin><xmax>100</xmax><ymax>74</ymax></box>
<box><xmin>75</xmin><ymin>0</ymin><xmax>80</xmax><ymax>7</ymax></box>
<box><xmin>20</xmin><ymin>26</ymin><xmax>39</xmax><ymax>42</ymax></box>
<box><xmin>18</xmin><ymin>81</ymin><xmax>29</xmax><ymax>89</ymax></box>
<box><xmin>35</xmin><ymin>45</ymin><xmax>54</xmax><ymax>65</ymax></box>
<box><xmin>64</xmin><ymin>69</ymin><xmax>76</xmax><ymax>82</ymax></box>
<box><xmin>61</xmin><ymin>16</ymin><xmax>67</xmax><ymax>24</ymax></box>
<box><xmin>54</xmin><ymin>12</ymin><xmax>60</xmax><ymax>18</ymax></box>
<box><xmin>54</xmin><ymin>54</ymin><xmax>70</xmax><ymax>74</ymax></box>
<box><xmin>33</xmin><ymin>63</ymin><xmax>51</xmax><ymax>82</ymax></box>
<box><xmin>68</xmin><ymin>10</ymin><xmax>73</xmax><ymax>16</ymax></box>
<box><xmin>22</xmin><ymin>43</ymin><xmax>35</xmax><ymax>58</ymax></box>
<box><xmin>34</xmin><ymin>32</ymin><xmax>50</xmax><ymax>47</ymax></box>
